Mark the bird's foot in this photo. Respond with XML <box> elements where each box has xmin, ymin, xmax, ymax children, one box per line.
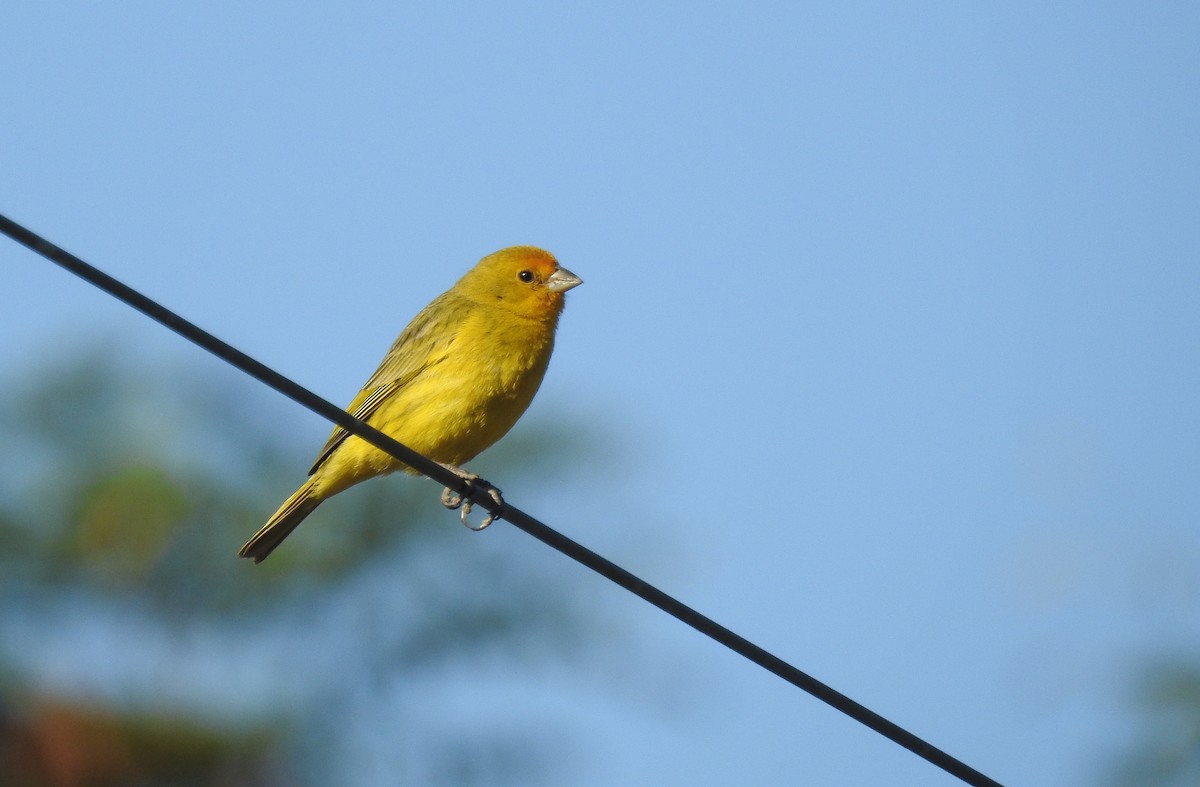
<box><xmin>438</xmin><ymin>465</ymin><xmax>505</xmax><ymax>531</ymax></box>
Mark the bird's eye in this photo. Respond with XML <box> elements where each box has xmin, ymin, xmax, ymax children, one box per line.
<box><xmin>517</xmin><ymin>270</ymin><xmax>535</xmax><ymax>283</ymax></box>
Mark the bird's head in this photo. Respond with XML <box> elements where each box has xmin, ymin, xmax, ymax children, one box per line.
<box><xmin>461</xmin><ymin>246</ymin><xmax>582</xmax><ymax>320</ymax></box>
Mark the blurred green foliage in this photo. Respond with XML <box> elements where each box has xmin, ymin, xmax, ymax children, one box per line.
<box><xmin>1110</xmin><ymin>660</ymin><xmax>1200</xmax><ymax>787</ymax></box>
<box><xmin>0</xmin><ymin>344</ymin><xmax>597</xmax><ymax>785</ymax></box>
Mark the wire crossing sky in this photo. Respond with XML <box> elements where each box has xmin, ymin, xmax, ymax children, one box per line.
<box><xmin>3</xmin><ymin>213</ymin><xmax>1004</xmax><ymax>787</ymax></box>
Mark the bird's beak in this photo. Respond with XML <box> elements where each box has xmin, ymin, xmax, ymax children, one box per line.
<box><xmin>547</xmin><ymin>266</ymin><xmax>583</xmax><ymax>293</ymax></box>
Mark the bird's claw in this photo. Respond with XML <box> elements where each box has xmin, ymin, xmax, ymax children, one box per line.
<box><xmin>440</xmin><ymin>486</ymin><xmax>465</xmax><ymax>510</ymax></box>
<box><xmin>439</xmin><ymin>474</ymin><xmax>504</xmax><ymax>531</ymax></box>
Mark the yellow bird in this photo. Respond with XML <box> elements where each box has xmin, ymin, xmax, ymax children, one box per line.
<box><xmin>239</xmin><ymin>246</ymin><xmax>582</xmax><ymax>562</ymax></box>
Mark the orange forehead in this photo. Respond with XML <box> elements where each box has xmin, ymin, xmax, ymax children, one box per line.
<box><xmin>497</xmin><ymin>245</ymin><xmax>556</xmax><ymax>270</ymax></box>
<box><xmin>477</xmin><ymin>246</ymin><xmax>559</xmax><ymax>277</ymax></box>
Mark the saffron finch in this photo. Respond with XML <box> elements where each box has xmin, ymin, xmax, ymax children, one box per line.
<box><xmin>239</xmin><ymin>246</ymin><xmax>582</xmax><ymax>562</ymax></box>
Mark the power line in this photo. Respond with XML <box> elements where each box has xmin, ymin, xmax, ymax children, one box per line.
<box><xmin>1</xmin><ymin>213</ymin><xmax>1004</xmax><ymax>787</ymax></box>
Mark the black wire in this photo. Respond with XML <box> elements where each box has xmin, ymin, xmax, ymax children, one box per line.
<box><xmin>1</xmin><ymin>213</ymin><xmax>1004</xmax><ymax>787</ymax></box>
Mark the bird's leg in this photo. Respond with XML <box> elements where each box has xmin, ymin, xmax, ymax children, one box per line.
<box><xmin>437</xmin><ymin>464</ymin><xmax>479</xmax><ymax>509</ymax></box>
<box><xmin>437</xmin><ymin>464</ymin><xmax>505</xmax><ymax>531</ymax></box>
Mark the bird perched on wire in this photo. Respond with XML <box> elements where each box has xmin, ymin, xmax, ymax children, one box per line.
<box><xmin>239</xmin><ymin>246</ymin><xmax>582</xmax><ymax>563</ymax></box>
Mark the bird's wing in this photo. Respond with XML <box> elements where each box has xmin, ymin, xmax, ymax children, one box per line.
<box><xmin>307</xmin><ymin>378</ymin><xmax>407</xmax><ymax>475</ymax></box>
<box><xmin>307</xmin><ymin>293</ymin><xmax>466</xmax><ymax>476</ymax></box>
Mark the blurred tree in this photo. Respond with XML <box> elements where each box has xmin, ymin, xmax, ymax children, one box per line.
<box><xmin>0</xmin><ymin>343</ymin><xmax>598</xmax><ymax>785</ymax></box>
<box><xmin>1109</xmin><ymin>659</ymin><xmax>1200</xmax><ymax>787</ymax></box>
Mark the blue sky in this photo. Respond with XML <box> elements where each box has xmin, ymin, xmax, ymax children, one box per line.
<box><xmin>4</xmin><ymin>3</ymin><xmax>1199</xmax><ymax>785</ymax></box>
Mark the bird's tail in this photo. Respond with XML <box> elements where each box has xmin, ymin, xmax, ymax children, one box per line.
<box><xmin>239</xmin><ymin>478</ymin><xmax>323</xmax><ymax>563</ymax></box>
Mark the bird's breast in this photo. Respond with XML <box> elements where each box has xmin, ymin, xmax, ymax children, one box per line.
<box><xmin>370</xmin><ymin>310</ymin><xmax>558</xmax><ymax>466</ymax></box>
